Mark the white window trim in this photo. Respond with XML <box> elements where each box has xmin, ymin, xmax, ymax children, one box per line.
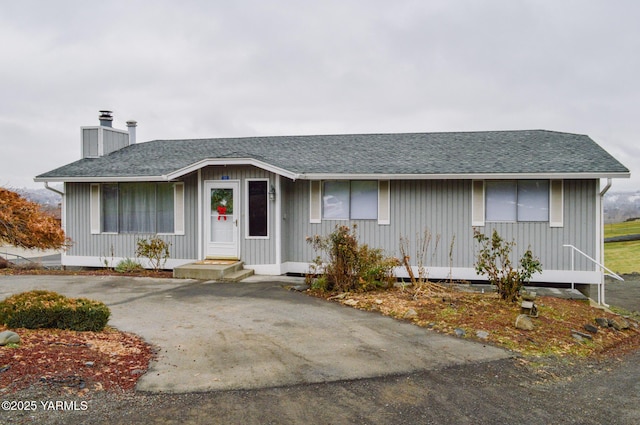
<box><xmin>549</xmin><ymin>179</ymin><xmax>564</xmax><ymax>228</ymax></box>
<box><xmin>471</xmin><ymin>180</ymin><xmax>485</xmax><ymax>226</ymax></box>
<box><xmin>173</xmin><ymin>182</ymin><xmax>185</xmax><ymax>235</ymax></box>
<box><xmin>310</xmin><ymin>181</ymin><xmax>322</xmax><ymax>223</ymax></box>
<box><xmin>378</xmin><ymin>180</ymin><xmax>390</xmax><ymax>225</ymax></box>
<box><xmin>245</xmin><ymin>178</ymin><xmax>270</xmax><ymax>239</ymax></box>
<box><xmin>90</xmin><ymin>184</ymin><xmax>101</xmax><ymax>234</ymax></box>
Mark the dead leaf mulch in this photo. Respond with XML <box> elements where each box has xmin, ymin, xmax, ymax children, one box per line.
<box><xmin>311</xmin><ymin>286</ymin><xmax>640</xmax><ymax>358</ymax></box>
<box><xmin>0</xmin><ymin>267</ymin><xmax>174</xmax><ymax>279</ymax></box>
<box><xmin>0</xmin><ymin>325</ymin><xmax>153</xmax><ymax>395</ymax></box>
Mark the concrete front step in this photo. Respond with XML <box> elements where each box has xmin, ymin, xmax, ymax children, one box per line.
<box><xmin>173</xmin><ymin>261</ymin><xmax>254</xmax><ymax>282</ymax></box>
<box><xmin>221</xmin><ymin>268</ymin><xmax>255</xmax><ymax>282</ymax></box>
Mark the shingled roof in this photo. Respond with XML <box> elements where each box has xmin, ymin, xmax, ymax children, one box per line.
<box><xmin>35</xmin><ymin>130</ymin><xmax>630</xmax><ymax>182</ymax></box>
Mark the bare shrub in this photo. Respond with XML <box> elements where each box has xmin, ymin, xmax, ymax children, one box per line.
<box><xmin>399</xmin><ymin>229</ymin><xmax>451</xmax><ymax>298</ymax></box>
<box><xmin>306</xmin><ymin>224</ymin><xmax>399</xmax><ymax>293</ymax></box>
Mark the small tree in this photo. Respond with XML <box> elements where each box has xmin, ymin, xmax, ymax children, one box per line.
<box><xmin>0</xmin><ymin>187</ymin><xmax>67</xmax><ymax>250</ymax></box>
<box><xmin>473</xmin><ymin>229</ymin><xmax>542</xmax><ymax>302</ymax></box>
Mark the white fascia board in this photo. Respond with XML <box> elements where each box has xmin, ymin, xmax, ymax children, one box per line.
<box><xmin>34</xmin><ymin>169</ymin><xmax>630</xmax><ymax>184</ymax></box>
<box><xmin>298</xmin><ymin>172</ymin><xmax>631</xmax><ymax>180</ymax></box>
<box><xmin>80</xmin><ymin>126</ymin><xmax>129</xmax><ymax>135</ymax></box>
<box><xmin>34</xmin><ymin>176</ymin><xmax>167</xmax><ymax>183</ymax></box>
<box><xmin>164</xmin><ymin>158</ymin><xmax>300</xmax><ymax>181</ymax></box>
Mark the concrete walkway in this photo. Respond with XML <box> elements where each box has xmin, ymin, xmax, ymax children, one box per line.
<box><xmin>0</xmin><ymin>245</ymin><xmax>62</xmax><ymax>268</ymax></box>
<box><xmin>0</xmin><ymin>275</ymin><xmax>510</xmax><ymax>393</ymax></box>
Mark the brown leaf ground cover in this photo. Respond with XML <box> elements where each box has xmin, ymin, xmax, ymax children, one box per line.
<box><xmin>310</xmin><ymin>286</ymin><xmax>640</xmax><ymax>358</ymax></box>
<box><xmin>0</xmin><ymin>267</ymin><xmax>173</xmax><ymax>279</ymax></box>
<box><xmin>0</xmin><ymin>326</ymin><xmax>153</xmax><ymax>395</ymax></box>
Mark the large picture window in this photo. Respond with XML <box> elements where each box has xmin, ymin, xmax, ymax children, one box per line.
<box><xmin>322</xmin><ymin>180</ymin><xmax>378</xmax><ymax>220</ymax></box>
<box><xmin>485</xmin><ymin>180</ymin><xmax>549</xmax><ymax>222</ymax></box>
<box><xmin>101</xmin><ymin>182</ymin><xmax>176</xmax><ymax>233</ymax></box>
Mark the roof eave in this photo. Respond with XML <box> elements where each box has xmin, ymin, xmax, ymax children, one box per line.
<box><xmin>34</xmin><ymin>176</ymin><xmax>168</xmax><ymax>183</ymax></box>
<box><xmin>163</xmin><ymin>158</ymin><xmax>300</xmax><ymax>181</ymax></box>
<box><xmin>299</xmin><ymin>172</ymin><xmax>631</xmax><ymax>180</ymax></box>
<box><xmin>33</xmin><ymin>170</ymin><xmax>631</xmax><ymax>183</ymax></box>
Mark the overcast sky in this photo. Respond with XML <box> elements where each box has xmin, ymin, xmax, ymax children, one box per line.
<box><xmin>1</xmin><ymin>0</ymin><xmax>638</xmax><ymax>190</ymax></box>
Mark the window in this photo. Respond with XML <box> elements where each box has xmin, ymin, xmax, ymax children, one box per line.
<box><xmin>485</xmin><ymin>180</ymin><xmax>549</xmax><ymax>222</ymax></box>
<box><xmin>99</xmin><ymin>182</ymin><xmax>179</xmax><ymax>233</ymax></box>
<box><xmin>322</xmin><ymin>180</ymin><xmax>378</xmax><ymax>220</ymax></box>
<box><xmin>247</xmin><ymin>180</ymin><xmax>268</xmax><ymax>237</ymax></box>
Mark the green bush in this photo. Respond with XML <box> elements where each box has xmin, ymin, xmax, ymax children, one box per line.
<box><xmin>473</xmin><ymin>229</ymin><xmax>542</xmax><ymax>303</ymax></box>
<box><xmin>306</xmin><ymin>224</ymin><xmax>399</xmax><ymax>292</ymax></box>
<box><xmin>115</xmin><ymin>258</ymin><xmax>144</xmax><ymax>273</ymax></box>
<box><xmin>0</xmin><ymin>290</ymin><xmax>110</xmax><ymax>331</ymax></box>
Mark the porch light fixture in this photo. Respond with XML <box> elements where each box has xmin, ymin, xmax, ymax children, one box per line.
<box><xmin>269</xmin><ymin>185</ymin><xmax>276</xmax><ymax>201</ymax></box>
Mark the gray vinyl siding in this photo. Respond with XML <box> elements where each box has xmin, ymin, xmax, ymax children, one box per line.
<box><xmin>102</xmin><ymin>128</ymin><xmax>129</xmax><ymax>156</ymax></box>
<box><xmin>64</xmin><ymin>174</ymin><xmax>198</xmax><ymax>260</ymax></box>
<box><xmin>200</xmin><ymin>165</ymin><xmax>276</xmax><ymax>265</ymax></box>
<box><xmin>283</xmin><ymin>179</ymin><xmax>597</xmax><ymax>272</ymax></box>
<box><xmin>81</xmin><ymin>128</ymin><xmax>129</xmax><ymax>159</ymax></box>
<box><xmin>82</xmin><ymin>128</ymin><xmax>99</xmax><ymax>158</ymax></box>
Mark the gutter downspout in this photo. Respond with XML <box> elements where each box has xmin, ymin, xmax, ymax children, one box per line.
<box><xmin>598</xmin><ymin>178</ymin><xmax>613</xmax><ymax>306</ymax></box>
<box><xmin>43</xmin><ymin>181</ymin><xmax>66</xmax><ymax>267</ymax></box>
<box><xmin>44</xmin><ymin>181</ymin><xmax>64</xmax><ymax>197</ymax></box>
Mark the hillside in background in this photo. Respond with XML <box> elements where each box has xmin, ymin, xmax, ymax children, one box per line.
<box><xmin>15</xmin><ymin>187</ymin><xmax>62</xmax><ymax>206</ymax></box>
<box><xmin>604</xmin><ymin>191</ymin><xmax>640</xmax><ymax>223</ymax></box>
<box><xmin>7</xmin><ymin>186</ymin><xmax>62</xmax><ymax>219</ymax></box>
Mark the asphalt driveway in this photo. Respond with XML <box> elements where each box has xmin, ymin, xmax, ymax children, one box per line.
<box><xmin>0</xmin><ymin>275</ymin><xmax>510</xmax><ymax>393</ymax></box>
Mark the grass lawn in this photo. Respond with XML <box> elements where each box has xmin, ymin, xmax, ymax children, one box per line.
<box><xmin>604</xmin><ymin>219</ymin><xmax>640</xmax><ymax>238</ymax></box>
<box><xmin>604</xmin><ymin>219</ymin><xmax>640</xmax><ymax>274</ymax></box>
<box><xmin>605</xmin><ymin>240</ymin><xmax>640</xmax><ymax>275</ymax></box>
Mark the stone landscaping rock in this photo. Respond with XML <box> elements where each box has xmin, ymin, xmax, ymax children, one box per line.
<box><xmin>515</xmin><ymin>314</ymin><xmax>535</xmax><ymax>331</ymax></box>
<box><xmin>0</xmin><ymin>331</ymin><xmax>20</xmax><ymax>346</ymax></box>
<box><xmin>572</xmin><ymin>333</ymin><xmax>584</xmax><ymax>342</ymax></box>
<box><xmin>595</xmin><ymin>318</ymin><xmax>610</xmax><ymax>328</ymax></box>
<box><xmin>571</xmin><ymin>329</ymin><xmax>593</xmax><ymax>340</ymax></box>
<box><xmin>290</xmin><ymin>284</ymin><xmax>310</xmax><ymax>292</ymax></box>
<box><xmin>476</xmin><ymin>330</ymin><xmax>489</xmax><ymax>340</ymax></box>
<box><xmin>584</xmin><ymin>324</ymin><xmax>599</xmax><ymax>334</ymax></box>
<box><xmin>454</xmin><ymin>328</ymin><xmax>466</xmax><ymax>337</ymax></box>
<box><xmin>403</xmin><ymin>309</ymin><xmax>418</xmax><ymax>319</ymax></box>
<box><xmin>609</xmin><ymin>317</ymin><xmax>630</xmax><ymax>331</ymax></box>
<box><xmin>343</xmin><ymin>299</ymin><xmax>358</xmax><ymax>307</ymax></box>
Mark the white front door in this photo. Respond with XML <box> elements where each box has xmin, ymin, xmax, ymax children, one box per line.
<box><xmin>204</xmin><ymin>181</ymin><xmax>239</xmax><ymax>259</ymax></box>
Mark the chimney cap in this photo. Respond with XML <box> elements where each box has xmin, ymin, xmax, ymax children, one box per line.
<box><xmin>126</xmin><ymin>120</ymin><xmax>137</xmax><ymax>127</ymax></box>
<box><xmin>98</xmin><ymin>110</ymin><xmax>113</xmax><ymax>127</ymax></box>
